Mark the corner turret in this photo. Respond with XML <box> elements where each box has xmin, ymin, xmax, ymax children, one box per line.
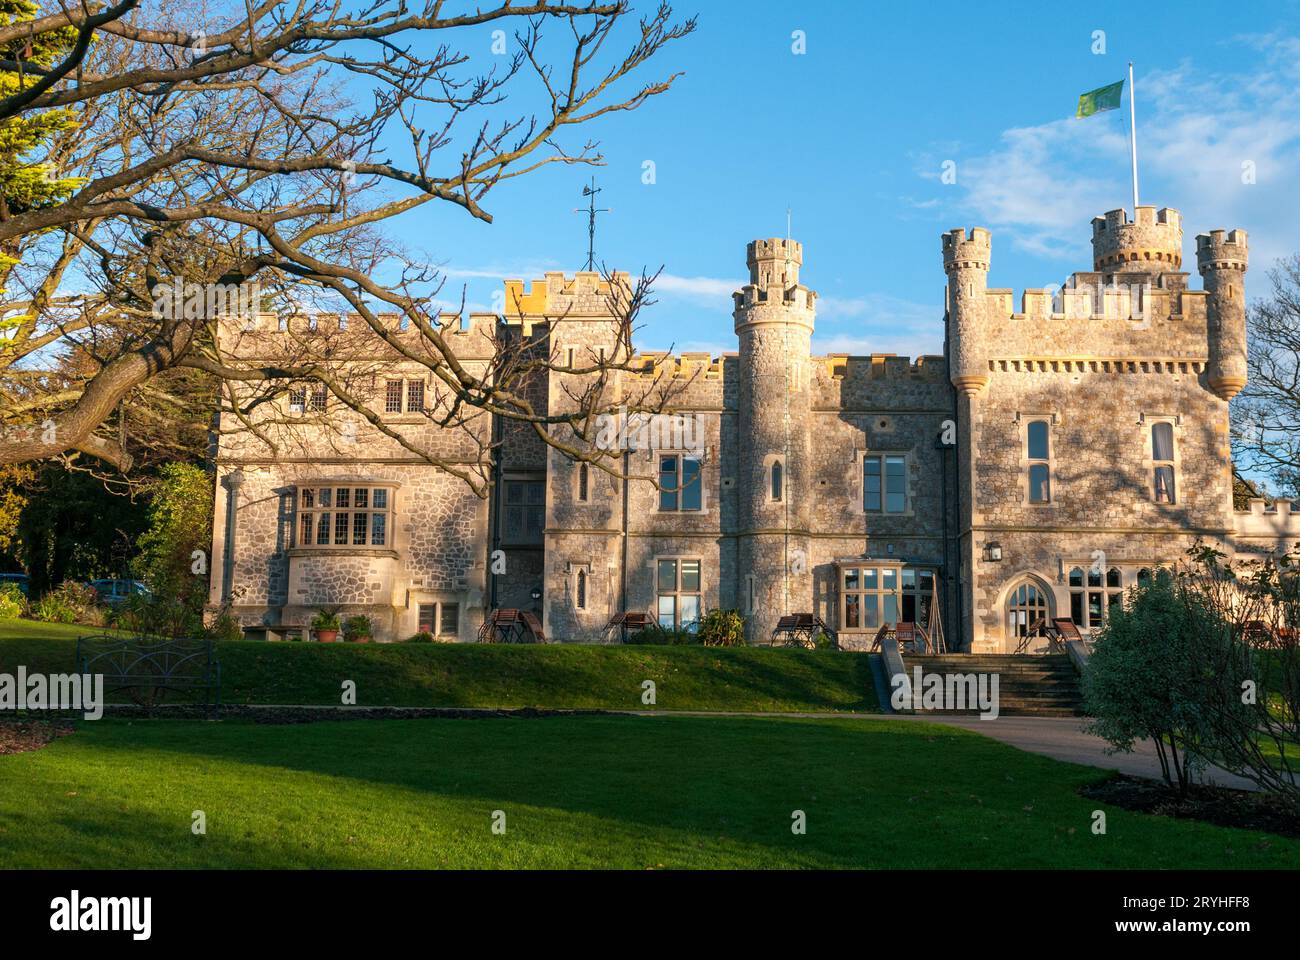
<box><xmin>942</xmin><ymin>227</ymin><xmax>991</xmax><ymax>397</ymax></box>
<box><xmin>1197</xmin><ymin>228</ymin><xmax>1249</xmax><ymax>400</ymax></box>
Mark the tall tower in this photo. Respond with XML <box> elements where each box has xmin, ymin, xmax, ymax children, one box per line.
<box><xmin>734</xmin><ymin>238</ymin><xmax>816</xmax><ymax>643</ymax></box>
<box><xmin>1196</xmin><ymin>228</ymin><xmax>1249</xmax><ymax>401</ymax></box>
<box><xmin>942</xmin><ymin>228</ymin><xmax>991</xmax><ymax>397</ymax></box>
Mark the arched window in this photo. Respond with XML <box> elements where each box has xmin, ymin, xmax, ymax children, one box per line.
<box><xmin>1026</xmin><ymin>420</ymin><xmax>1050</xmax><ymax>503</ymax></box>
<box><xmin>770</xmin><ymin>460</ymin><xmax>783</xmax><ymax>502</ymax></box>
<box><xmin>577</xmin><ymin>463</ymin><xmax>589</xmax><ymax>503</ymax></box>
<box><xmin>576</xmin><ymin>568</ymin><xmax>587</xmax><ymax>610</ymax></box>
<box><xmin>1006</xmin><ymin>578</ymin><xmax>1050</xmax><ymax>640</ymax></box>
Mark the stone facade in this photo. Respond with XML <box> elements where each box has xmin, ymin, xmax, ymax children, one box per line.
<box><xmin>209</xmin><ymin>204</ymin><xmax>1300</xmax><ymax>650</ymax></box>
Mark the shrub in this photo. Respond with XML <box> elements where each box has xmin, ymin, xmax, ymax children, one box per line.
<box><xmin>406</xmin><ymin>631</ymin><xmax>435</xmax><ymax>644</ymax></box>
<box><xmin>205</xmin><ymin>611</ymin><xmax>245</xmax><ymax>643</ymax></box>
<box><xmin>31</xmin><ymin>581</ymin><xmax>105</xmax><ymax>625</ymax></box>
<box><xmin>0</xmin><ymin>582</ymin><xmax>26</xmax><ymax>619</ymax></box>
<box><xmin>113</xmin><ymin>591</ymin><xmax>201</xmax><ymax>638</ymax></box>
<box><xmin>343</xmin><ymin>615</ymin><xmax>373</xmax><ymax>642</ymax></box>
<box><xmin>698</xmin><ymin>609</ymin><xmax>745</xmax><ymax>647</ymax></box>
<box><xmin>1083</xmin><ymin>567</ymin><xmax>1250</xmax><ymax>797</ymax></box>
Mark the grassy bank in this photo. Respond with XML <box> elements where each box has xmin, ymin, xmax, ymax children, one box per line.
<box><xmin>0</xmin><ymin>619</ymin><xmax>876</xmax><ymax>713</ymax></box>
<box><xmin>1</xmin><ymin>714</ymin><xmax>1294</xmax><ymax>869</ymax></box>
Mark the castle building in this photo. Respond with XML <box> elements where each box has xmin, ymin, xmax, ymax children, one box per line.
<box><xmin>208</xmin><ymin>205</ymin><xmax>1300</xmax><ymax>651</ymax></box>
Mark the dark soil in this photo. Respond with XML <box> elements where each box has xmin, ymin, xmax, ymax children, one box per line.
<box><xmin>0</xmin><ymin>720</ymin><xmax>75</xmax><ymax>755</ymax></box>
<box><xmin>1081</xmin><ymin>773</ymin><xmax>1300</xmax><ymax>839</ymax></box>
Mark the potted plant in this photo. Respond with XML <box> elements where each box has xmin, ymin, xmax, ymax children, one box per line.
<box><xmin>343</xmin><ymin>614</ymin><xmax>373</xmax><ymax>643</ymax></box>
<box><xmin>311</xmin><ymin>608</ymin><xmax>341</xmax><ymax>643</ymax></box>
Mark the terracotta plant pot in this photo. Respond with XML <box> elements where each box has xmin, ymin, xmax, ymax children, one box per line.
<box><xmin>314</xmin><ymin>629</ymin><xmax>339</xmax><ymax>643</ymax></box>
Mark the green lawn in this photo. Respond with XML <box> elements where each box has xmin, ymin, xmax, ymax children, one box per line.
<box><xmin>1</xmin><ymin>715</ymin><xmax>1295</xmax><ymax>868</ymax></box>
<box><xmin>0</xmin><ymin>619</ymin><xmax>876</xmax><ymax>713</ymax></box>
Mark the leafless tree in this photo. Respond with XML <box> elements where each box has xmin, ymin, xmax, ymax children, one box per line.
<box><xmin>0</xmin><ymin>0</ymin><xmax>697</xmax><ymax>487</ymax></box>
<box><xmin>1234</xmin><ymin>255</ymin><xmax>1300</xmax><ymax>498</ymax></box>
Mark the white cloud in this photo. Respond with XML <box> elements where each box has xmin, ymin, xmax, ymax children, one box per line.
<box><xmin>939</xmin><ymin>35</ymin><xmax>1300</xmax><ymax>273</ymax></box>
<box><xmin>654</xmin><ymin>273</ymin><xmax>743</xmax><ymax>301</ymax></box>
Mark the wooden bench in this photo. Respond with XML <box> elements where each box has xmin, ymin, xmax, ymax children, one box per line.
<box><xmin>477</xmin><ymin>609</ymin><xmax>547</xmax><ymax>644</ymax></box>
<box><xmin>76</xmin><ymin>635</ymin><xmax>221</xmax><ymax>716</ymax></box>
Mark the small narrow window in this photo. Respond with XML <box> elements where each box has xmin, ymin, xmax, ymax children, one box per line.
<box><xmin>578</xmin><ymin>463</ymin><xmax>589</xmax><ymax>503</ymax></box>
<box><xmin>1152</xmin><ymin>422</ymin><xmax>1176</xmax><ymax>503</ymax></box>
<box><xmin>576</xmin><ymin>569</ymin><xmax>587</xmax><ymax>609</ymax></box>
<box><xmin>770</xmin><ymin>460</ymin><xmax>783</xmax><ymax>502</ymax></box>
<box><xmin>1027</xmin><ymin>420</ymin><xmax>1050</xmax><ymax>503</ymax></box>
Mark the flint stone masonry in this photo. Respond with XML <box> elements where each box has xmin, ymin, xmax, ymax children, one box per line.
<box><xmin>208</xmin><ymin>204</ymin><xmax>1299</xmax><ymax>649</ymax></box>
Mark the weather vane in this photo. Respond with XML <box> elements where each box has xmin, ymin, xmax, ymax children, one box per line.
<box><xmin>573</xmin><ymin>176</ymin><xmax>612</xmax><ymax>271</ymax></box>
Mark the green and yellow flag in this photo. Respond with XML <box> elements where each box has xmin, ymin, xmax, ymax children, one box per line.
<box><xmin>1077</xmin><ymin>79</ymin><xmax>1124</xmax><ymax>118</ymax></box>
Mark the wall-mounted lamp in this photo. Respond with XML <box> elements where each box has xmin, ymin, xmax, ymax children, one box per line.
<box><xmin>530</xmin><ymin>587</ymin><xmax>543</xmax><ymax>602</ymax></box>
<box><xmin>983</xmin><ymin>541</ymin><xmax>1003</xmax><ymax>563</ymax></box>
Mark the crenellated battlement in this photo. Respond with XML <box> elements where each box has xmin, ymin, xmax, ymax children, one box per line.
<box><xmin>1196</xmin><ymin>229</ymin><xmax>1249</xmax><ymax>273</ymax></box>
<box><xmin>503</xmin><ymin>270</ymin><xmax>633</xmax><ymax>322</ymax></box>
<box><xmin>216</xmin><ymin>310</ymin><xmax>498</xmax><ymax>341</ymax></box>
<box><xmin>942</xmin><ymin>227</ymin><xmax>991</xmax><ymax>273</ymax></box>
<box><xmin>1091</xmin><ymin>206</ymin><xmax>1183</xmax><ymax>274</ymax></box>
<box><xmin>746</xmin><ymin>238</ymin><xmax>803</xmax><ymax>286</ymax></box>
<box><xmin>818</xmin><ymin>353</ymin><xmax>947</xmax><ymax>381</ymax></box>
<box><xmin>631</xmin><ymin>351</ymin><xmax>730</xmax><ymax>380</ymax></box>
<box><xmin>1234</xmin><ymin>498</ymin><xmax>1300</xmax><ymax>538</ymax></box>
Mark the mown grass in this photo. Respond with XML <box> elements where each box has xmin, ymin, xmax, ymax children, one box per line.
<box><xmin>0</xmin><ymin>619</ymin><xmax>876</xmax><ymax>713</ymax></box>
<box><xmin>0</xmin><ymin>715</ymin><xmax>1295</xmax><ymax>869</ymax></box>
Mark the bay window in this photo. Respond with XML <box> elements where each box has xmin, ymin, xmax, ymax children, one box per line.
<box><xmin>297</xmin><ymin>484</ymin><xmax>393</xmax><ymax>549</ymax></box>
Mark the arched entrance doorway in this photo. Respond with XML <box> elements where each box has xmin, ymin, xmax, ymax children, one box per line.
<box><xmin>1004</xmin><ymin>577</ymin><xmax>1052</xmax><ymax>652</ymax></box>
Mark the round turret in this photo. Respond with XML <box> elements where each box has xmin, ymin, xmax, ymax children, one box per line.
<box><xmin>1091</xmin><ymin>206</ymin><xmax>1183</xmax><ymax>274</ymax></box>
<box><xmin>942</xmin><ymin>227</ymin><xmax>991</xmax><ymax>397</ymax></box>
<box><xmin>1197</xmin><ymin>228</ymin><xmax>1249</xmax><ymax>400</ymax></box>
<box><xmin>734</xmin><ymin>238</ymin><xmax>815</xmax><ymax>643</ymax></box>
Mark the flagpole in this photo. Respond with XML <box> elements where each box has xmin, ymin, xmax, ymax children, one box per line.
<box><xmin>1128</xmin><ymin>60</ymin><xmax>1140</xmax><ymax>213</ymax></box>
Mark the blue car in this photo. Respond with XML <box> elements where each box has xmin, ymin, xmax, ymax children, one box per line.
<box><xmin>87</xmin><ymin>579</ymin><xmax>152</xmax><ymax>608</ymax></box>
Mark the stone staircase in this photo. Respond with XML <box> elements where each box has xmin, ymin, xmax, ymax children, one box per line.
<box><xmin>901</xmin><ymin>653</ymin><xmax>1085</xmax><ymax>717</ymax></box>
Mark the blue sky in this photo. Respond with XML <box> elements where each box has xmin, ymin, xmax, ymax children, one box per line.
<box><xmin>385</xmin><ymin>0</ymin><xmax>1300</xmax><ymax>359</ymax></box>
